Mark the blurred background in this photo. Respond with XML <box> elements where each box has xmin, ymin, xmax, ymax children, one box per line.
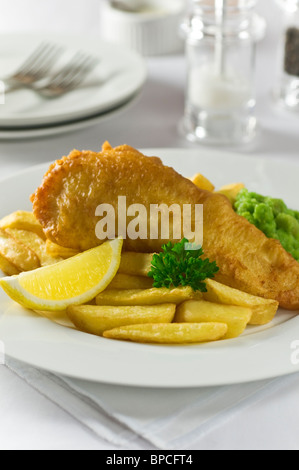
<box><xmin>0</xmin><ymin>0</ymin><xmax>103</xmax><ymax>34</ymax></box>
<box><xmin>0</xmin><ymin>0</ymin><xmax>297</xmax><ymax>163</ymax></box>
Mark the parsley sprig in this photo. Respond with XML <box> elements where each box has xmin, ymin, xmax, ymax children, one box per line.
<box><xmin>147</xmin><ymin>239</ymin><xmax>219</xmax><ymax>292</ymax></box>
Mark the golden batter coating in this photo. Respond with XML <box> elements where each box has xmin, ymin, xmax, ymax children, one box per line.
<box><xmin>31</xmin><ymin>142</ymin><xmax>202</xmax><ymax>253</ymax></box>
<box><xmin>31</xmin><ymin>143</ymin><xmax>299</xmax><ymax>310</ymax></box>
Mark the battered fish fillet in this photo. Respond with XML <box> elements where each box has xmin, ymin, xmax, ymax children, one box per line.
<box><xmin>31</xmin><ymin>142</ymin><xmax>299</xmax><ymax>310</ymax></box>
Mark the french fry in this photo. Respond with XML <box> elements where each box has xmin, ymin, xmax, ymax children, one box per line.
<box><xmin>203</xmin><ymin>279</ymin><xmax>279</xmax><ymax>326</ymax></box>
<box><xmin>67</xmin><ymin>304</ymin><xmax>176</xmax><ymax>336</ymax></box>
<box><xmin>118</xmin><ymin>252</ymin><xmax>154</xmax><ymax>277</ymax></box>
<box><xmin>0</xmin><ymin>228</ymin><xmax>40</xmax><ymax>272</ymax></box>
<box><xmin>103</xmin><ymin>322</ymin><xmax>228</xmax><ymax>344</ymax></box>
<box><xmin>0</xmin><ymin>211</ymin><xmax>46</xmax><ymax>240</ymax></box>
<box><xmin>190</xmin><ymin>173</ymin><xmax>215</xmax><ymax>192</ymax></box>
<box><xmin>46</xmin><ymin>240</ymin><xmax>80</xmax><ymax>259</ymax></box>
<box><xmin>107</xmin><ymin>273</ymin><xmax>153</xmax><ymax>290</ymax></box>
<box><xmin>175</xmin><ymin>300</ymin><xmax>252</xmax><ymax>339</ymax></box>
<box><xmin>216</xmin><ymin>183</ymin><xmax>245</xmax><ymax>205</ymax></box>
<box><xmin>96</xmin><ymin>287</ymin><xmax>198</xmax><ymax>306</ymax></box>
<box><xmin>5</xmin><ymin>228</ymin><xmax>62</xmax><ymax>267</ymax></box>
<box><xmin>0</xmin><ymin>253</ymin><xmax>20</xmax><ymax>276</ymax></box>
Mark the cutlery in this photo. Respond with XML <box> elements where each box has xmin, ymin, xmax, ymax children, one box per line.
<box><xmin>3</xmin><ymin>42</ymin><xmax>64</xmax><ymax>92</ymax></box>
<box><xmin>33</xmin><ymin>51</ymin><xmax>100</xmax><ymax>98</ymax></box>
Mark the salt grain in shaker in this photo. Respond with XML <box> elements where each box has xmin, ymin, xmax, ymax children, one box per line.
<box><xmin>180</xmin><ymin>0</ymin><xmax>260</xmax><ymax>145</ymax></box>
<box><xmin>275</xmin><ymin>0</ymin><xmax>299</xmax><ymax>109</ymax></box>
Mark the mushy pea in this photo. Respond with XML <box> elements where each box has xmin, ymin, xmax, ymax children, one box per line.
<box><xmin>234</xmin><ymin>188</ymin><xmax>299</xmax><ymax>262</ymax></box>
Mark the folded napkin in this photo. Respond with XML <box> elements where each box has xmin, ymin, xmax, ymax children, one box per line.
<box><xmin>6</xmin><ymin>356</ymin><xmax>299</xmax><ymax>450</ymax></box>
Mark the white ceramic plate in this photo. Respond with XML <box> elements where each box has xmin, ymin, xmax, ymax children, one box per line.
<box><xmin>0</xmin><ymin>93</ymin><xmax>140</xmax><ymax>141</ymax></box>
<box><xmin>0</xmin><ymin>33</ymin><xmax>147</xmax><ymax>128</ymax></box>
<box><xmin>0</xmin><ymin>148</ymin><xmax>299</xmax><ymax>388</ymax></box>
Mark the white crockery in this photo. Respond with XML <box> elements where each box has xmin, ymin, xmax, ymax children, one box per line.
<box><xmin>0</xmin><ymin>148</ymin><xmax>299</xmax><ymax>388</ymax></box>
<box><xmin>100</xmin><ymin>0</ymin><xmax>185</xmax><ymax>56</ymax></box>
<box><xmin>0</xmin><ymin>33</ymin><xmax>147</xmax><ymax>128</ymax></box>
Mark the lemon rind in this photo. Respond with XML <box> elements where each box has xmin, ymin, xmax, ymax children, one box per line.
<box><xmin>0</xmin><ymin>238</ymin><xmax>123</xmax><ymax>311</ymax></box>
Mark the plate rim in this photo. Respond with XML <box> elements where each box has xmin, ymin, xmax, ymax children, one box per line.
<box><xmin>0</xmin><ymin>92</ymin><xmax>141</xmax><ymax>140</ymax></box>
<box><xmin>0</xmin><ymin>32</ymin><xmax>147</xmax><ymax>128</ymax></box>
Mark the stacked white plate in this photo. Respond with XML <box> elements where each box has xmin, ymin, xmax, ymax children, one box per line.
<box><xmin>0</xmin><ymin>33</ymin><xmax>147</xmax><ymax>140</ymax></box>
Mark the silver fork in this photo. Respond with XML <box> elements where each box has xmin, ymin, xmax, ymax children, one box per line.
<box><xmin>33</xmin><ymin>51</ymin><xmax>100</xmax><ymax>98</ymax></box>
<box><xmin>3</xmin><ymin>42</ymin><xmax>64</xmax><ymax>91</ymax></box>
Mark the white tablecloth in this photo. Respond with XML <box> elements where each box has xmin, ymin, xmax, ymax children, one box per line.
<box><xmin>1</xmin><ymin>0</ymin><xmax>299</xmax><ymax>450</ymax></box>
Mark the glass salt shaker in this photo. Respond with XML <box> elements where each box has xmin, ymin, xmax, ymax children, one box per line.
<box><xmin>180</xmin><ymin>0</ymin><xmax>261</xmax><ymax>145</ymax></box>
<box><xmin>275</xmin><ymin>0</ymin><xmax>299</xmax><ymax>110</ymax></box>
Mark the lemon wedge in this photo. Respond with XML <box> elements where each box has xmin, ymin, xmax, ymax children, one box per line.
<box><xmin>0</xmin><ymin>238</ymin><xmax>123</xmax><ymax>311</ymax></box>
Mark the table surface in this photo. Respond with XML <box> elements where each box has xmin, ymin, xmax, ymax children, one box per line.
<box><xmin>1</xmin><ymin>0</ymin><xmax>299</xmax><ymax>450</ymax></box>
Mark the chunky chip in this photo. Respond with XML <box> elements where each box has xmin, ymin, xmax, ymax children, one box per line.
<box><xmin>0</xmin><ymin>211</ymin><xmax>46</xmax><ymax>240</ymax></box>
<box><xmin>0</xmin><ymin>253</ymin><xmax>20</xmax><ymax>276</ymax></box>
<box><xmin>107</xmin><ymin>273</ymin><xmax>153</xmax><ymax>290</ymax></box>
<box><xmin>67</xmin><ymin>304</ymin><xmax>176</xmax><ymax>336</ymax></box>
<box><xmin>118</xmin><ymin>252</ymin><xmax>154</xmax><ymax>277</ymax></box>
<box><xmin>203</xmin><ymin>279</ymin><xmax>279</xmax><ymax>325</ymax></box>
<box><xmin>0</xmin><ymin>228</ymin><xmax>40</xmax><ymax>272</ymax></box>
<box><xmin>103</xmin><ymin>322</ymin><xmax>228</xmax><ymax>344</ymax></box>
<box><xmin>175</xmin><ymin>300</ymin><xmax>252</xmax><ymax>339</ymax></box>
<box><xmin>96</xmin><ymin>286</ymin><xmax>198</xmax><ymax>306</ymax></box>
<box><xmin>5</xmin><ymin>228</ymin><xmax>62</xmax><ymax>266</ymax></box>
<box><xmin>190</xmin><ymin>173</ymin><xmax>215</xmax><ymax>192</ymax></box>
<box><xmin>45</xmin><ymin>240</ymin><xmax>80</xmax><ymax>259</ymax></box>
<box><xmin>216</xmin><ymin>183</ymin><xmax>245</xmax><ymax>205</ymax></box>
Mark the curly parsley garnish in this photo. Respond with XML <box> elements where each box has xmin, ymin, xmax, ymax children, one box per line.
<box><xmin>147</xmin><ymin>239</ymin><xmax>219</xmax><ymax>292</ymax></box>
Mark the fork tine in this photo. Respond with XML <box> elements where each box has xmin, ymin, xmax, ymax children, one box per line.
<box><xmin>18</xmin><ymin>44</ymin><xmax>63</xmax><ymax>79</ymax></box>
<box><xmin>23</xmin><ymin>45</ymin><xmax>64</xmax><ymax>80</ymax></box>
<box><xmin>62</xmin><ymin>54</ymin><xmax>99</xmax><ymax>82</ymax></box>
<box><xmin>55</xmin><ymin>63</ymin><xmax>95</xmax><ymax>90</ymax></box>
<box><xmin>60</xmin><ymin>57</ymin><xmax>99</xmax><ymax>90</ymax></box>
<box><xmin>55</xmin><ymin>52</ymin><xmax>89</xmax><ymax>75</ymax></box>
<box><xmin>50</xmin><ymin>52</ymin><xmax>93</xmax><ymax>87</ymax></box>
<box><xmin>33</xmin><ymin>51</ymin><xmax>100</xmax><ymax>97</ymax></box>
<box><xmin>14</xmin><ymin>42</ymin><xmax>49</xmax><ymax>75</ymax></box>
<box><xmin>58</xmin><ymin>55</ymin><xmax>95</xmax><ymax>85</ymax></box>
<box><xmin>46</xmin><ymin>52</ymin><xmax>83</xmax><ymax>85</ymax></box>
<box><xmin>15</xmin><ymin>43</ymin><xmax>55</xmax><ymax>76</ymax></box>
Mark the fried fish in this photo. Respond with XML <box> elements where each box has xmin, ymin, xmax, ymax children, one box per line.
<box><xmin>30</xmin><ymin>142</ymin><xmax>200</xmax><ymax>253</ymax></box>
<box><xmin>31</xmin><ymin>143</ymin><xmax>299</xmax><ymax>310</ymax></box>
